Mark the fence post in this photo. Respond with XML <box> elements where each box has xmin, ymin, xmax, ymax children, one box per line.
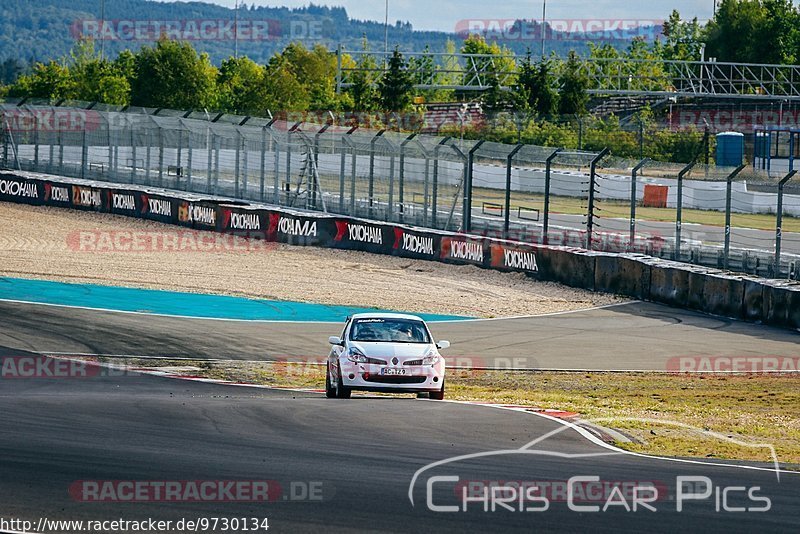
<box><xmin>241</xmin><ymin>133</ymin><xmax>249</xmax><ymax>198</ymax></box>
<box><xmin>272</xmin><ymin>132</ymin><xmax>281</xmax><ymax>204</ymax></box>
<box><xmin>368</xmin><ymin>130</ymin><xmax>386</xmax><ymax>219</ymax></box>
<box><xmin>108</xmin><ymin>122</ymin><xmax>114</xmax><ymax>180</ymax></box>
<box><xmin>176</xmin><ymin>127</ymin><xmax>183</xmax><ymax>189</ymax></box>
<box><xmin>312</xmin><ymin>124</ymin><xmax>330</xmax><ymax>211</ymax></box>
<box><xmin>157</xmin><ymin>127</ymin><xmax>164</xmax><ymax>187</ymax></box>
<box><xmin>774</xmin><ymin>170</ymin><xmax>796</xmax><ymax>276</ymax></box>
<box><xmin>57</xmin><ymin>127</ymin><xmax>63</xmax><ymax>175</ymax></box>
<box><xmin>723</xmin><ymin>164</ymin><xmax>747</xmax><ymax>270</ymax></box>
<box><xmin>338</xmin><ymin>136</ymin><xmax>347</xmax><ymax>214</ymax></box>
<box><xmin>1</xmin><ymin>117</ymin><xmax>8</xmax><ymax>167</ymax></box>
<box><xmin>33</xmin><ymin>113</ymin><xmax>39</xmax><ymax>169</ymax></box>
<box><xmin>286</xmin><ymin>126</ymin><xmax>299</xmax><ymax>202</ymax></box>
<box><xmin>387</xmin><ymin>141</ymin><xmax>396</xmax><ymax>222</ymax></box>
<box><xmin>186</xmin><ymin>129</ymin><xmax>193</xmax><ymax>191</ymax></box>
<box><xmin>504</xmin><ymin>143</ymin><xmax>525</xmax><ymax>239</ymax></box>
<box><xmin>130</xmin><ymin>124</ymin><xmax>136</xmax><ymax>183</ymax></box>
<box><xmin>399</xmin><ymin>133</ymin><xmax>417</xmax><ymax>224</ymax></box>
<box><xmin>213</xmin><ymin>133</ymin><xmax>220</xmax><ymax>195</ymax></box>
<box><xmin>586</xmin><ymin>148</ymin><xmax>610</xmax><ymax>250</ymax></box>
<box><xmin>144</xmin><ymin>129</ymin><xmax>151</xmax><ymax>185</ymax></box>
<box><xmin>112</xmin><ymin>126</ymin><xmax>119</xmax><ymax>181</ymax></box>
<box><xmin>464</xmin><ymin>140</ymin><xmax>485</xmax><ymax>233</ymax></box>
<box><xmin>260</xmin><ymin>123</ymin><xmax>268</xmax><ymax>202</ymax></box>
<box><xmin>674</xmin><ymin>161</ymin><xmax>695</xmax><ymax>261</ymax></box>
<box><xmin>445</xmin><ymin>143</ymin><xmax>467</xmax><ymax>232</ymax></box>
<box><xmin>629</xmin><ymin>158</ymin><xmax>649</xmax><ymax>252</ymax></box>
<box><xmin>234</xmin><ymin>130</ymin><xmax>241</xmax><ymax>198</ymax></box>
<box><xmin>432</xmin><ymin>136</ymin><xmax>451</xmax><ymax>228</ymax></box>
<box><xmin>206</xmin><ymin>129</ymin><xmax>213</xmax><ymax>194</ymax></box>
<box><xmin>48</xmin><ymin>124</ymin><xmax>55</xmax><ymax>174</ymax></box>
<box><xmin>81</xmin><ymin>129</ymin><xmax>88</xmax><ymax>179</ymax></box>
<box><xmin>350</xmin><ymin>139</ymin><xmax>358</xmax><ymax>216</ymax></box>
<box><xmin>542</xmin><ymin>148</ymin><xmax>561</xmax><ymax>245</ymax></box>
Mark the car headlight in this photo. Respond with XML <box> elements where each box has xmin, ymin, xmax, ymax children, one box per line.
<box><xmin>346</xmin><ymin>347</ymin><xmax>369</xmax><ymax>363</ymax></box>
<box><xmin>421</xmin><ymin>348</ymin><xmax>440</xmax><ymax>366</ymax></box>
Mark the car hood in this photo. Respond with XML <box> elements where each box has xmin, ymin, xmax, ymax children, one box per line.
<box><xmin>350</xmin><ymin>342</ymin><xmax>434</xmax><ymax>360</ymax></box>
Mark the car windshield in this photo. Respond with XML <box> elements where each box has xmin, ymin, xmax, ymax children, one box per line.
<box><xmin>349</xmin><ymin>318</ymin><xmax>430</xmax><ymax>343</ymax></box>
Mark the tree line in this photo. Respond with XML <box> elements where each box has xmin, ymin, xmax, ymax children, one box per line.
<box><xmin>0</xmin><ymin>35</ymin><xmax>594</xmax><ymax>116</ymax></box>
<box><xmin>10</xmin><ymin>2</ymin><xmax>775</xmax><ymax>163</ymax></box>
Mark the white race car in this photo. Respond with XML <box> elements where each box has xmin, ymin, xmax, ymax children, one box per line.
<box><xmin>325</xmin><ymin>313</ymin><xmax>449</xmax><ymax>399</ymax></box>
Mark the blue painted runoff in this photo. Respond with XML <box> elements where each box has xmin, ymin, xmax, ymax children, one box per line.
<box><xmin>0</xmin><ymin>277</ymin><xmax>472</xmax><ymax>322</ymax></box>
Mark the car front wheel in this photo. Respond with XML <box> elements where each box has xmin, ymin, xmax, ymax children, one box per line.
<box><xmin>325</xmin><ymin>364</ymin><xmax>336</xmax><ymax>398</ymax></box>
<box><xmin>429</xmin><ymin>381</ymin><xmax>445</xmax><ymax>400</ymax></box>
<box><xmin>335</xmin><ymin>367</ymin><xmax>352</xmax><ymax>399</ymax></box>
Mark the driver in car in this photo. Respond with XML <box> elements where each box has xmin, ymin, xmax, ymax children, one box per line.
<box><xmin>397</xmin><ymin>323</ymin><xmax>415</xmax><ymax>342</ymax></box>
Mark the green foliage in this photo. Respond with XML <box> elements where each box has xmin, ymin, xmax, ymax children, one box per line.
<box><xmin>557</xmin><ymin>51</ymin><xmax>588</xmax><ymax>116</ymax></box>
<box><xmin>9</xmin><ymin>60</ymin><xmax>74</xmax><ymax>99</ymax></box>
<box><xmin>515</xmin><ymin>52</ymin><xmax>558</xmax><ymax>117</ymax></box>
<box><xmin>217</xmin><ymin>56</ymin><xmax>267</xmax><ymax>115</ymax></box>
<box><xmin>263</xmin><ymin>54</ymin><xmax>311</xmax><ymax>112</ymax></box>
<box><xmin>131</xmin><ymin>38</ymin><xmax>217</xmax><ymax>110</ymax></box>
<box><xmin>377</xmin><ymin>48</ymin><xmax>413</xmax><ymax>112</ymax></box>
<box><xmin>659</xmin><ymin>10</ymin><xmax>704</xmax><ymax>61</ymax></box>
<box><xmin>278</xmin><ymin>43</ymin><xmax>339</xmax><ymax>110</ymax></box>
<box><xmin>705</xmin><ymin>0</ymin><xmax>800</xmax><ymax>63</ymax></box>
<box><xmin>346</xmin><ymin>37</ymin><xmax>379</xmax><ymax>112</ymax></box>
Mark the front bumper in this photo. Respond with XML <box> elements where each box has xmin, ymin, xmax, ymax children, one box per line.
<box><xmin>337</xmin><ymin>359</ymin><xmax>445</xmax><ymax>393</ymax></box>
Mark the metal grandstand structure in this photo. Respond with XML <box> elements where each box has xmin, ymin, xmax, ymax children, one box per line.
<box><xmin>337</xmin><ymin>48</ymin><xmax>800</xmax><ymax>100</ymax></box>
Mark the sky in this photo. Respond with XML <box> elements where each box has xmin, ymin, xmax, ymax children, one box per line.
<box><xmin>201</xmin><ymin>1</ymin><xmax>718</xmax><ymax>32</ymax></box>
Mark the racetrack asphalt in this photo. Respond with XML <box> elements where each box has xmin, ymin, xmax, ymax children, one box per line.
<box><xmin>1</xmin><ymin>344</ymin><xmax>798</xmax><ymax>533</ymax></box>
<box><xmin>0</xmin><ymin>300</ymin><xmax>796</xmax><ymax>371</ymax></box>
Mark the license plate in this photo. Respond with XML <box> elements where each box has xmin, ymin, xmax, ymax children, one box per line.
<box><xmin>381</xmin><ymin>367</ymin><xmax>407</xmax><ymax>376</ymax></box>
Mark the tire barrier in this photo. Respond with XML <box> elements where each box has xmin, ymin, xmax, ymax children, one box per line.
<box><xmin>788</xmin><ymin>285</ymin><xmax>800</xmax><ymax>330</ymax></box>
<box><xmin>594</xmin><ymin>253</ymin><xmax>652</xmax><ymax>300</ymax></box>
<box><xmin>761</xmin><ymin>281</ymin><xmax>794</xmax><ymax>329</ymax></box>
<box><xmin>742</xmin><ymin>278</ymin><xmax>766</xmax><ymax>323</ymax></box>
<box><xmin>702</xmin><ymin>272</ymin><xmax>746</xmax><ymax>320</ymax></box>
<box><xmin>686</xmin><ymin>267</ymin><xmax>712</xmax><ymax>313</ymax></box>
<box><xmin>648</xmin><ymin>260</ymin><xmax>690</xmax><ymax>309</ymax></box>
<box><xmin>1</xmin><ymin>169</ymin><xmax>798</xmax><ymax>331</ymax></box>
<box><xmin>540</xmin><ymin>247</ymin><xmax>597</xmax><ymax>290</ymax></box>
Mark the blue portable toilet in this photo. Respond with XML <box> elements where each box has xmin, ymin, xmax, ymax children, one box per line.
<box><xmin>716</xmin><ymin>131</ymin><xmax>745</xmax><ymax>166</ymax></box>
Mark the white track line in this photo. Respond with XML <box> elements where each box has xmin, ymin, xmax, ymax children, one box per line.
<box><xmin>110</xmin><ymin>362</ymin><xmax>798</xmax><ymax>479</ymax></box>
<box><xmin>34</xmin><ymin>353</ymin><xmax>800</xmax><ymax>374</ymax></box>
<box><xmin>0</xmin><ymin>296</ymin><xmax>637</xmax><ymax>323</ymax></box>
<box><xmin>432</xmin><ymin>300</ymin><xmax>638</xmax><ymax>322</ymax></box>
<box><xmin>0</xmin><ymin>297</ymin><xmax>343</xmax><ymax>323</ymax></box>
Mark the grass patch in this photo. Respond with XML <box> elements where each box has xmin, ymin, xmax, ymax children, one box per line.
<box><xmin>93</xmin><ymin>357</ymin><xmax>800</xmax><ymax>468</ymax></box>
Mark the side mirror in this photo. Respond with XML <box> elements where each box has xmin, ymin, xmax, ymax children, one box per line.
<box><xmin>436</xmin><ymin>340</ymin><xmax>450</xmax><ymax>350</ymax></box>
<box><xmin>328</xmin><ymin>336</ymin><xmax>343</xmax><ymax>346</ymax></box>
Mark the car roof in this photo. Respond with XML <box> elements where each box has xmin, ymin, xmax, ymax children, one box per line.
<box><xmin>349</xmin><ymin>312</ymin><xmax>425</xmax><ymax>322</ymax></box>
